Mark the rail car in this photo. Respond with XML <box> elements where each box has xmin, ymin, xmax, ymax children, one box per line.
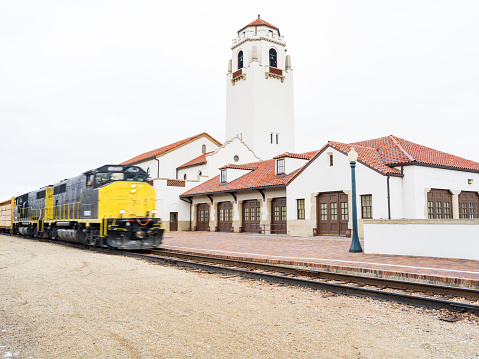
<box><xmin>3</xmin><ymin>164</ymin><xmax>163</xmax><ymax>250</ymax></box>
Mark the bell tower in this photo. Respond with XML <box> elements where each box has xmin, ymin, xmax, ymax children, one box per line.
<box><xmin>225</xmin><ymin>16</ymin><xmax>295</xmax><ymax>160</ymax></box>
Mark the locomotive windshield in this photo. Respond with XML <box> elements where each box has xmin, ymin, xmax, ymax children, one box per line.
<box><xmin>93</xmin><ymin>165</ymin><xmax>147</xmax><ymax>187</ymax></box>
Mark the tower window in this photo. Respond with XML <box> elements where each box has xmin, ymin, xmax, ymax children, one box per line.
<box><xmin>276</xmin><ymin>133</ymin><xmax>279</xmax><ymax>144</ymax></box>
<box><xmin>202</xmin><ymin>144</ymin><xmax>206</xmax><ymax>154</ymax></box>
<box><xmin>329</xmin><ymin>154</ymin><xmax>333</xmax><ymax>166</ymax></box>
<box><xmin>184</xmin><ymin>174</ymin><xmax>187</xmax><ymax>180</ymax></box>
<box><xmin>221</xmin><ymin>169</ymin><xmax>227</xmax><ymax>183</ymax></box>
<box><xmin>269</xmin><ymin>49</ymin><xmax>277</xmax><ymax>68</ymax></box>
<box><xmin>238</xmin><ymin>51</ymin><xmax>243</xmax><ymax>69</ymax></box>
<box><xmin>270</xmin><ymin>133</ymin><xmax>273</xmax><ymax>144</ymax></box>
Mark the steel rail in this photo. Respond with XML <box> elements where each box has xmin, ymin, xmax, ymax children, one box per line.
<box><xmin>115</xmin><ymin>250</ymin><xmax>479</xmax><ymax>316</ymax></box>
<box><xmin>14</xmin><ymin>236</ymin><xmax>479</xmax><ymax>315</ymax></box>
<box><xmin>152</xmin><ymin>249</ymin><xmax>479</xmax><ymax>300</ymax></box>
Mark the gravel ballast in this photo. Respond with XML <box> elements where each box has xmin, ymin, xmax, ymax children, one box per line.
<box><xmin>1</xmin><ymin>234</ymin><xmax>478</xmax><ymax>358</ymax></box>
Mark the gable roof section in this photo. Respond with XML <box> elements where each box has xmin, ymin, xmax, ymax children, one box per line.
<box><xmin>181</xmin><ymin>151</ymin><xmax>319</xmax><ymax>197</ymax></box>
<box><xmin>273</xmin><ymin>151</ymin><xmax>318</xmax><ymax>160</ymax></box>
<box><xmin>328</xmin><ymin>142</ymin><xmax>402</xmax><ymax>176</ymax></box>
<box><xmin>352</xmin><ymin>135</ymin><xmax>479</xmax><ymax>172</ymax></box>
<box><xmin>177</xmin><ymin>151</ymin><xmax>213</xmax><ymax>170</ymax></box>
<box><xmin>121</xmin><ymin>133</ymin><xmax>221</xmax><ymax>166</ymax></box>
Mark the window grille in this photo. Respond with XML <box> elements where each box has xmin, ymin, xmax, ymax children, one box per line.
<box><xmin>361</xmin><ymin>195</ymin><xmax>372</xmax><ymax>219</ymax></box>
<box><xmin>297</xmin><ymin>199</ymin><xmax>305</xmax><ymax>219</ymax></box>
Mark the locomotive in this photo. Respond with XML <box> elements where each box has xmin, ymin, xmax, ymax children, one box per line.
<box><xmin>11</xmin><ymin>164</ymin><xmax>163</xmax><ymax>249</ymax></box>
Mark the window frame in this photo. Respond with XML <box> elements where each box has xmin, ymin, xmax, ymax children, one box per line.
<box><xmin>220</xmin><ymin>169</ymin><xmax>227</xmax><ymax>183</ymax></box>
<box><xmin>361</xmin><ymin>194</ymin><xmax>373</xmax><ymax>219</ymax></box>
<box><xmin>297</xmin><ymin>199</ymin><xmax>305</xmax><ymax>220</ymax></box>
<box><xmin>269</xmin><ymin>48</ymin><xmax>277</xmax><ymax>68</ymax></box>
<box><xmin>238</xmin><ymin>50</ymin><xmax>243</xmax><ymax>69</ymax></box>
<box><xmin>276</xmin><ymin>159</ymin><xmax>285</xmax><ymax>175</ymax></box>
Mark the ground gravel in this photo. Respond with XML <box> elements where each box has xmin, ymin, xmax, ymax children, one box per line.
<box><xmin>1</xmin><ymin>234</ymin><xmax>478</xmax><ymax>358</ymax></box>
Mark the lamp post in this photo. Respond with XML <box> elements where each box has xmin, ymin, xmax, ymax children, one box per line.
<box><xmin>348</xmin><ymin>147</ymin><xmax>363</xmax><ymax>253</ymax></box>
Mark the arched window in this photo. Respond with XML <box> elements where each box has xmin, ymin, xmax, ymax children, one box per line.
<box><xmin>202</xmin><ymin>144</ymin><xmax>206</xmax><ymax>154</ymax></box>
<box><xmin>198</xmin><ymin>170</ymin><xmax>202</xmax><ymax>176</ymax></box>
<box><xmin>184</xmin><ymin>174</ymin><xmax>187</xmax><ymax>180</ymax></box>
<box><xmin>269</xmin><ymin>48</ymin><xmax>277</xmax><ymax>68</ymax></box>
<box><xmin>238</xmin><ymin>51</ymin><xmax>243</xmax><ymax>69</ymax></box>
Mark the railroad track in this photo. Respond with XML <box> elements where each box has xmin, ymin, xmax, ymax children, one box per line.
<box><xmin>10</xmin><ymin>235</ymin><xmax>479</xmax><ymax>316</ymax></box>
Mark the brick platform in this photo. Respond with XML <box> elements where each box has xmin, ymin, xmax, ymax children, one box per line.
<box><xmin>160</xmin><ymin>232</ymin><xmax>479</xmax><ymax>289</ymax></box>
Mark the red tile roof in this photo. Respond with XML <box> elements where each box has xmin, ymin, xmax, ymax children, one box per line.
<box><xmin>181</xmin><ymin>135</ymin><xmax>479</xmax><ymax>197</ymax></box>
<box><xmin>351</xmin><ymin>135</ymin><xmax>479</xmax><ymax>172</ymax></box>
<box><xmin>247</xmin><ymin>18</ymin><xmax>278</xmax><ymax>29</ymax></box>
<box><xmin>121</xmin><ymin>133</ymin><xmax>221</xmax><ymax>165</ymax></box>
<box><xmin>177</xmin><ymin>151</ymin><xmax>213</xmax><ymax>170</ymax></box>
<box><xmin>238</xmin><ymin>17</ymin><xmax>279</xmax><ymax>34</ymax></box>
<box><xmin>181</xmin><ymin>151</ymin><xmax>319</xmax><ymax>197</ymax></box>
<box><xmin>328</xmin><ymin>142</ymin><xmax>402</xmax><ymax>175</ymax></box>
<box><xmin>273</xmin><ymin>151</ymin><xmax>318</xmax><ymax>160</ymax></box>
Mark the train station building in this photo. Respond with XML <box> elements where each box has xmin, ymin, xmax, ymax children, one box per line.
<box><xmin>120</xmin><ymin>17</ymin><xmax>479</xmax><ymax>260</ymax></box>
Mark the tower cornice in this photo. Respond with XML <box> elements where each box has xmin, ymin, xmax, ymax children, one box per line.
<box><xmin>231</xmin><ymin>36</ymin><xmax>286</xmax><ymax>51</ymax></box>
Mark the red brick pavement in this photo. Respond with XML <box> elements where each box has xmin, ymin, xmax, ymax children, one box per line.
<box><xmin>160</xmin><ymin>232</ymin><xmax>479</xmax><ymax>288</ymax></box>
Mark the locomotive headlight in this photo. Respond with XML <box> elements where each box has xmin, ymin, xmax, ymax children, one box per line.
<box><xmin>130</xmin><ymin>189</ymin><xmax>136</xmax><ymax>194</ymax></box>
<box><xmin>131</xmin><ymin>184</ymin><xmax>136</xmax><ymax>188</ymax></box>
<box><xmin>152</xmin><ymin>210</ymin><xmax>157</xmax><ymax>214</ymax></box>
<box><xmin>119</xmin><ymin>210</ymin><xmax>126</xmax><ymax>214</ymax></box>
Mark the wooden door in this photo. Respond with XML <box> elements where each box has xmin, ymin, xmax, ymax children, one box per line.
<box><xmin>218</xmin><ymin>202</ymin><xmax>233</xmax><ymax>232</ymax></box>
<box><xmin>427</xmin><ymin>189</ymin><xmax>452</xmax><ymax>219</ymax></box>
<box><xmin>459</xmin><ymin>191</ymin><xmax>478</xmax><ymax>219</ymax></box>
<box><xmin>271</xmin><ymin>197</ymin><xmax>287</xmax><ymax>234</ymax></box>
<box><xmin>169</xmin><ymin>212</ymin><xmax>178</xmax><ymax>231</ymax></box>
<box><xmin>242</xmin><ymin>200</ymin><xmax>260</xmax><ymax>232</ymax></box>
<box><xmin>317</xmin><ymin>192</ymin><xmax>349</xmax><ymax>236</ymax></box>
<box><xmin>196</xmin><ymin>203</ymin><xmax>209</xmax><ymax>231</ymax></box>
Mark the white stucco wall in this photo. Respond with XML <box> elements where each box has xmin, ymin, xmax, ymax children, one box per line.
<box><xmin>287</xmin><ymin>147</ymin><xmax>399</xmax><ymax>227</ymax></box>
<box><xmin>206</xmin><ymin>137</ymin><xmax>260</xmax><ymax>172</ymax></box>
<box><xmin>177</xmin><ymin>165</ymin><xmax>207</xmax><ymax>182</ymax></box>
<box><xmin>132</xmin><ymin>136</ymin><xmax>220</xmax><ymax>179</ymax></box>
<box><xmin>364</xmin><ymin>220</ymin><xmax>479</xmax><ymax>260</ymax></box>
<box><xmin>283</xmin><ymin>157</ymin><xmax>309</xmax><ymax>175</ymax></box>
<box><xmin>400</xmin><ymin>165</ymin><xmax>479</xmax><ymax>219</ymax></box>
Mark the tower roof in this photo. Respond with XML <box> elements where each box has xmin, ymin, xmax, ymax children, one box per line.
<box><xmin>238</xmin><ymin>15</ymin><xmax>280</xmax><ymax>35</ymax></box>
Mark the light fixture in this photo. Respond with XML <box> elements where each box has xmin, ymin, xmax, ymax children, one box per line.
<box><xmin>152</xmin><ymin>210</ymin><xmax>157</xmax><ymax>214</ymax></box>
<box><xmin>348</xmin><ymin>147</ymin><xmax>358</xmax><ymax>162</ymax></box>
<box><xmin>131</xmin><ymin>189</ymin><xmax>136</xmax><ymax>193</ymax></box>
<box><xmin>468</xmin><ymin>179</ymin><xmax>473</xmax><ymax>184</ymax></box>
<box><xmin>119</xmin><ymin>210</ymin><xmax>126</xmax><ymax>214</ymax></box>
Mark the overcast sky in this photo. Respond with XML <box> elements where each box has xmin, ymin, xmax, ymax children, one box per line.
<box><xmin>1</xmin><ymin>0</ymin><xmax>478</xmax><ymax>200</ymax></box>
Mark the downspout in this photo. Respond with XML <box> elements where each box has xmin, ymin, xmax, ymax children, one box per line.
<box><xmin>387</xmin><ymin>174</ymin><xmax>391</xmax><ymax>219</ymax></box>
<box><xmin>154</xmin><ymin>158</ymin><xmax>160</xmax><ymax>178</ymax></box>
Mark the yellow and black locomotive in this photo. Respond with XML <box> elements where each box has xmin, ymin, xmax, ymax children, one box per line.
<box><xmin>12</xmin><ymin>164</ymin><xmax>163</xmax><ymax>249</ymax></box>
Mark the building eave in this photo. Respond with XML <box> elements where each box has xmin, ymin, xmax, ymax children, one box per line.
<box><xmin>180</xmin><ymin>184</ymin><xmax>286</xmax><ymax>199</ymax></box>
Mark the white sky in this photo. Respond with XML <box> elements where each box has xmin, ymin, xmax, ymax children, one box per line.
<box><xmin>1</xmin><ymin>0</ymin><xmax>478</xmax><ymax>200</ymax></box>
